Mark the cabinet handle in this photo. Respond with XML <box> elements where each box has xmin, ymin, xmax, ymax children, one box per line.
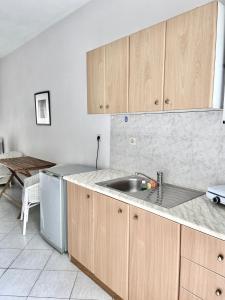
<box><xmin>86</xmin><ymin>194</ymin><xmax>90</xmax><ymax>199</ymax></box>
<box><xmin>105</xmin><ymin>104</ymin><xmax>109</xmax><ymax>109</ymax></box>
<box><xmin>165</xmin><ymin>99</ymin><xmax>170</xmax><ymax>105</ymax></box>
<box><xmin>99</xmin><ymin>105</ymin><xmax>103</xmax><ymax>109</ymax></box>
<box><xmin>118</xmin><ymin>208</ymin><xmax>122</xmax><ymax>214</ymax></box>
<box><xmin>154</xmin><ymin>100</ymin><xmax>159</xmax><ymax>105</ymax></box>
<box><xmin>217</xmin><ymin>254</ymin><xmax>224</xmax><ymax>262</ymax></box>
<box><xmin>215</xmin><ymin>289</ymin><xmax>222</xmax><ymax>296</ymax></box>
<box><xmin>133</xmin><ymin>214</ymin><xmax>138</xmax><ymax>220</ymax></box>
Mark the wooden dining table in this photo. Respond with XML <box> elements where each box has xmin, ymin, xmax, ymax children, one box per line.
<box><xmin>0</xmin><ymin>156</ymin><xmax>56</xmax><ymax>199</ymax></box>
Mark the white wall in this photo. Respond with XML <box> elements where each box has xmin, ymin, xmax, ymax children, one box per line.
<box><xmin>0</xmin><ymin>0</ymin><xmax>212</xmax><ymax>167</ymax></box>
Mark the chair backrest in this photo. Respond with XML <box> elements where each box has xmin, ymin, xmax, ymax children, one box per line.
<box><xmin>0</xmin><ymin>151</ymin><xmax>23</xmax><ymax>159</ymax></box>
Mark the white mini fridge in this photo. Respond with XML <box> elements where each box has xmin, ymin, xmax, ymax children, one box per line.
<box><xmin>40</xmin><ymin>164</ymin><xmax>95</xmax><ymax>253</ymax></box>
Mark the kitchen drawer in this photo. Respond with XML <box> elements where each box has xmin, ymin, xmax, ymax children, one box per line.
<box><xmin>181</xmin><ymin>258</ymin><xmax>225</xmax><ymax>300</ymax></box>
<box><xmin>180</xmin><ymin>288</ymin><xmax>201</xmax><ymax>300</ymax></box>
<box><xmin>181</xmin><ymin>226</ymin><xmax>225</xmax><ymax>276</ymax></box>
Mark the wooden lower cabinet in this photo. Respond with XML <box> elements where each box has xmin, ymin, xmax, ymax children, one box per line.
<box><xmin>129</xmin><ymin>206</ymin><xmax>180</xmax><ymax>300</ymax></box>
<box><xmin>181</xmin><ymin>226</ymin><xmax>225</xmax><ymax>277</ymax></box>
<box><xmin>67</xmin><ymin>184</ymin><xmax>181</xmax><ymax>300</ymax></box>
<box><xmin>180</xmin><ymin>258</ymin><xmax>225</xmax><ymax>300</ymax></box>
<box><xmin>94</xmin><ymin>192</ymin><xmax>129</xmax><ymax>300</ymax></box>
<box><xmin>67</xmin><ymin>183</ymin><xmax>94</xmax><ymax>272</ymax></box>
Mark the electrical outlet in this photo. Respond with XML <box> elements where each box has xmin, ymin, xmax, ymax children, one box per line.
<box><xmin>129</xmin><ymin>137</ymin><xmax>136</xmax><ymax>145</ymax></box>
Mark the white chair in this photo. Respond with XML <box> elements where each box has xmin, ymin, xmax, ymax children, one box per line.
<box><xmin>20</xmin><ymin>174</ymin><xmax>40</xmax><ymax>235</ymax></box>
<box><xmin>0</xmin><ymin>151</ymin><xmax>23</xmax><ymax>185</ymax></box>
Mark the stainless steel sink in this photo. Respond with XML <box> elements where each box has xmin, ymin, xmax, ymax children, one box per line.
<box><xmin>96</xmin><ymin>175</ymin><xmax>204</xmax><ymax>209</ymax></box>
<box><xmin>104</xmin><ymin>176</ymin><xmax>147</xmax><ymax>193</ymax></box>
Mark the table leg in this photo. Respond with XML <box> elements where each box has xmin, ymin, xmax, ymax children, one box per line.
<box><xmin>14</xmin><ymin>173</ymin><xmax>24</xmax><ymax>187</ymax></box>
<box><xmin>13</xmin><ymin>173</ymin><xmax>24</xmax><ymax>219</ymax></box>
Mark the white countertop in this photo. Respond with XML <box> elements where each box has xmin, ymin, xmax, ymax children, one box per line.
<box><xmin>64</xmin><ymin>169</ymin><xmax>225</xmax><ymax>241</ymax></box>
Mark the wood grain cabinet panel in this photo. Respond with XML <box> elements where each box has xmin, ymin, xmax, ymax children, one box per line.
<box><xmin>87</xmin><ymin>46</ymin><xmax>105</xmax><ymax>114</ymax></box>
<box><xmin>129</xmin><ymin>206</ymin><xmax>180</xmax><ymax>300</ymax></box>
<box><xmin>105</xmin><ymin>37</ymin><xmax>129</xmax><ymax>113</ymax></box>
<box><xmin>67</xmin><ymin>183</ymin><xmax>94</xmax><ymax>272</ymax></box>
<box><xmin>93</xmin><ymin>192</ymin><xmax>129</xmax><ymax>300</ymax></box>
<box><xmin>129</xmin><ymin>22</ymin><xmax>166</xmax><ymax>112</ymax></box>
<box><xmin>180</xmin><ymin>288</ymin><xmax>201</xmax><ymax>300</ymax></box>
<box><xmin>164</xmin><ymin>2</ymin><xmax>218</xmax><ymax>110</ymax></box>
<box><xmin>181</xmin><ymin>258</ymin><xmax>225</xmax><ymax>300</ymax></box>
<box><xmin>181</xmin><ymin>226</ymin><xmax>225</xmax><ymax>277</ymax></box>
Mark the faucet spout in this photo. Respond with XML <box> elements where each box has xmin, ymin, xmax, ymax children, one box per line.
<box><xmin>135</xmin><ymin>171</ymin><xmax>163</xmax><ymax>186</ymax></box>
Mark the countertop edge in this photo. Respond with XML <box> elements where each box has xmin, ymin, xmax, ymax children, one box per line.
<box><xmin>64</xmin><ymin>174</ymin><xmax>225</xmax><ymax>241</ymax></box>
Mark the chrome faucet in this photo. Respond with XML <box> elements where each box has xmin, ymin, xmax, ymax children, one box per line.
<box><xmin>135</xmin><ymin>171</ymin><xmax>163</xmax><ymax>185</ymax></box>
<box><xmin>157</xmin><ymin>171</ymin><xmax>163</xmax><ymax>186</ymax></box>
<box><xmin>135</xmin><ymin>172</ymin><xmax>153</xmax><ymax>180</ymax></box>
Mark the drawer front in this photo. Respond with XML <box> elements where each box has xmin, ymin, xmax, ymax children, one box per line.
<box><xmin>181</xmin><ymin>226</ymin><xmax>225</xmax><ymax>276</ymax></box>
<box><xmin>180</xmin><ymin>288</ymin><xmax>201</xmax><ymax>300</ymax></box>
<box><xmin>181</xmin><ymin>258</ymin><xmax>225</xmax><ymax>300</ymax></box>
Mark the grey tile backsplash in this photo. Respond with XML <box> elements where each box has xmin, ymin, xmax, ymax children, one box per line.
<box><xmin>110</xmin><ymin>111</ymin><xmax>225</xmax><ymax>191</ymax></box>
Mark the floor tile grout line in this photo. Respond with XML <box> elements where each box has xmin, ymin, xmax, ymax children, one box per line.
<box><xmin>8</xmin><ymin>267</ymin><xmax>77</xmax><ymax>272</ymax></box>
<box><xmin>27</xmin><ymin>246</ymin><xmax>55</xmax><ymax>297</ymax></box>
<box><xmin>7</xmin><ymin>248</ymin><xmax>24</xmax><ymax>269</ymax></box>
<box><xmin>0</xmin><ymin>295</ymin><xmax>26</xmax><ymax>298</ymax></box>
<box><xmin>7</xmin><ymin>216</ymin><xmax>22</xmax><ymax>234</ymax></box>
<box><xmin>26</xmin><ymin>296</ymin><xmax>71</xmax><ymax>299</ymax></box>
<box><xmin>23</xmin><ymin>232</ymin><xmax>39</xmax><ymax>249</ymax></box>
<box><xmin>0</xmin><ymin>233</ymin><xmax>35</xmax><ymax>250</ymax></box>
<box><xmin>0</xmin><ymin>202</ymin><xmax>110</xmax><ymax>300</ymax></box>
<box><xmin>8</xmin><ymin>246</ymin><xmax>52</xmax><ymax>271</ymax></box>
<box><xmin>0</xmin><ymin>234</ymin><xmax>7</xmax><ymax>242</ymax></box>
<box><xmin>0</xmin><ymin>268</ymin><xmax>7</xmax><ymax>280</ymax></box>
<box><xmin>69</xmin><ymin>270</ymin><xmax>79</xmax><ymax>299</ymax></box>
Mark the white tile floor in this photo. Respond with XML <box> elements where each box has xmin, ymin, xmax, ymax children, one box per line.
<box><xmin>0</xmin><ymin>196</ymin><xmax>112</xmax><ymax>300</ymax></box>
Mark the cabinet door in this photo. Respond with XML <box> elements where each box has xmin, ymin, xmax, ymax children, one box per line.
<box><xmin>129</xmin><ymin>206</ymin><xmax>180</xmax><ymax>300</ymax></box>
<box><xmin>164</xmin><ymin>2</ymin><xmax>218</xmax><ymax>110</ymax></box>
<box><xmin>105</xmin><ymin>37</ymin><xmax>129</xmax><ymax>113</ymax></box>
<box><xmin>129</xmin><ymin>22</ymin><xmax>166</xmax><ymax>112</ymax></box>
<box><xmin>94</xmin><ymin>193</ymin><xmax>129</xmax><ymax>299</ymax></box>
<box><xmin>87</xmin><ymin>46</ymin><xmax>105</xmax><ymax>114</ymax></box>
<box><xmin>67</xmin><ymin>183</ymin><xmax>94</xmax><ymax>272</ymax></box>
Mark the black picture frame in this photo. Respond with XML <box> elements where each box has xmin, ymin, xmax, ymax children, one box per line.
<box><xmin>34</xmin><ymin>91</ymin><xmax>51</xmax><ymax>126</ymax></box>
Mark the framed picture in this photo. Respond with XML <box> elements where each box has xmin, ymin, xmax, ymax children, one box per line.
<box><xmin>34</xmin><ymin>91</ymin><xmax>51</xmax><ymax>125</ymax></box>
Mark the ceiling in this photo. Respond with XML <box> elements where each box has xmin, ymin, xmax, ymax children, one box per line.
<box><xmin>0</xmin><ymin>0</ymin><xmax>91</xmax><ymax>58</ymax></box>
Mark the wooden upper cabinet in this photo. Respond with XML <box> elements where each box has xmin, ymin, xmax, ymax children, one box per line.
<box><xmin>164</xmin><ymin>2</ymin><xmax>218</xmax><ymax>110</ymax></box>
<box><xmin>67</xmin><ymin>183</ymin><xmax>94</xmax><ymax>272</ymax></box>
<box><xmin>94</xmin><ymin>192</ymin><xmax>129</xmax><ymax>300</ymax></box>
<box><xmin>129</xmin><ymin>206</ymin><xmax>180</xmax><ymax>300</ymax></box>
<box><xmin>87</xmin><ymin>2</ymin><xmax>221</xmax><ymax>114</ymax></box>
<box><xmin>105</xmin><ymin>37</ymin><xmax>129</xmax><ymax>113</ymax></box>
<box><xmin>87</xmin><ymin>46</ymin><xmax>105</xmax><ymax>114</ymax></box>
<box><xmin>129</xmin><ymin>22</ymin><xmax>166</xmax><ymax>112</ymax></box>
